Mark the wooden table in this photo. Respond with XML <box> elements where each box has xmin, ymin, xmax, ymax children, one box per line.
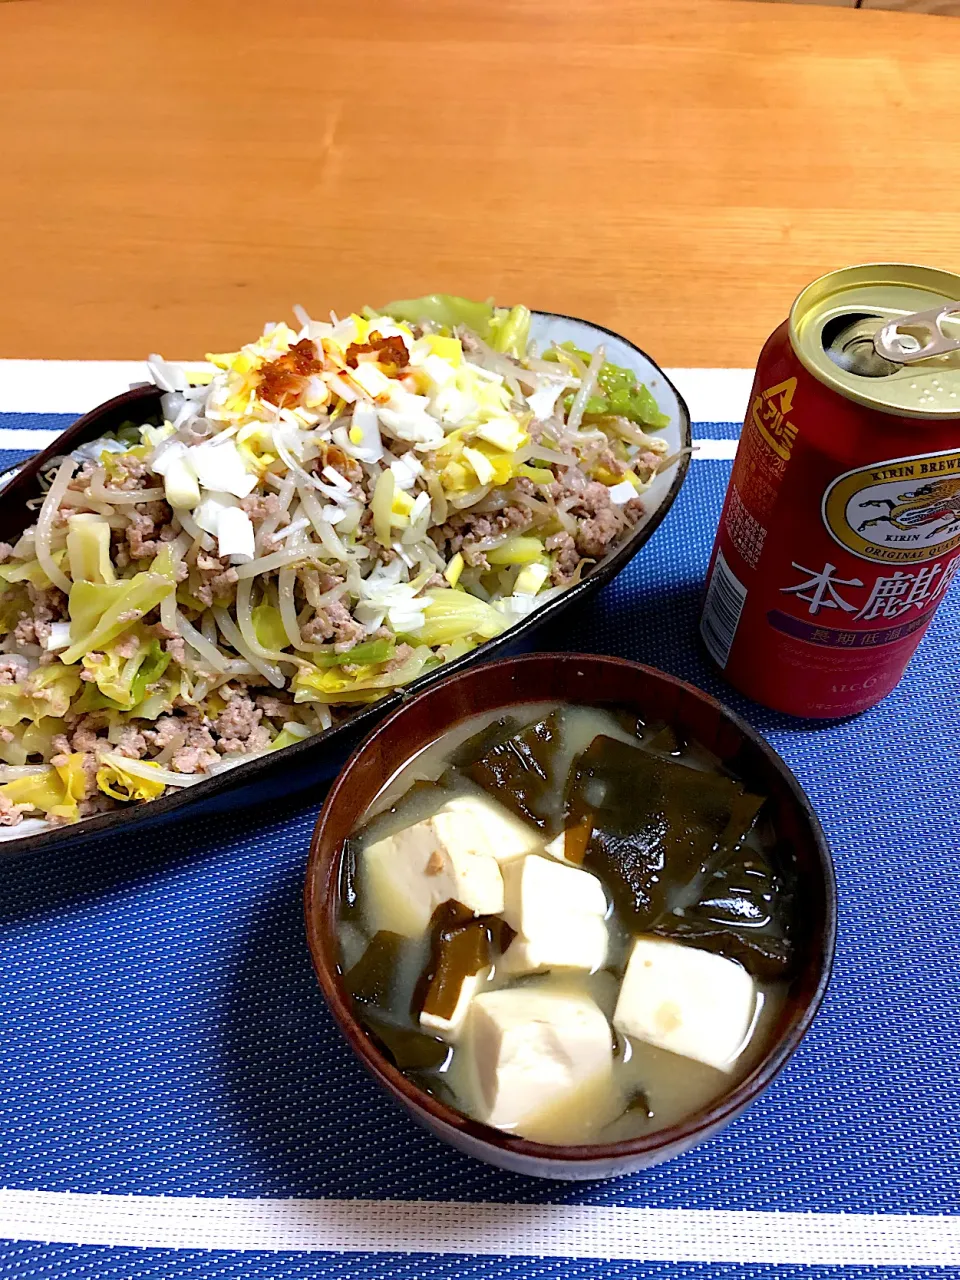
<box><xmin>0</xmin><ymin>0</ymin><xmax>957</xmax><ymax>369</ymax></box>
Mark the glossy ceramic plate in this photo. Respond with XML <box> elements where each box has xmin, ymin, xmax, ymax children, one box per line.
<box><xmin>0</xmin><ymin>312</ymin><xmax>691</xmax><ymax>855</ymax></box>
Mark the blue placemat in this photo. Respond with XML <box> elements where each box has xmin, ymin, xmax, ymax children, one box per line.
<box><xmin>0</xmin><ymin>413</ymin><xmax>958</xmax><ymax>1278</ymax></box>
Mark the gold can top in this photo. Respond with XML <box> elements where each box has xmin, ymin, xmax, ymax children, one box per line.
<box><xmin>790</xmin><ymin>263</ymin><xmax>960</xmax><ymax>419</ymax></box>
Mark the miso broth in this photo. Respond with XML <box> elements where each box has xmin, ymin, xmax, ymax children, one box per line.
<box><xmin>337</xmin><ymin>703</ymin><xmax>794</xmax><ymax>1147</ymax></box>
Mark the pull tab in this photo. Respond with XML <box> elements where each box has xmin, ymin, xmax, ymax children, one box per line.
<box><xmin>874</xmin><ymin>303</ymin><xmax>960</xmax><ymax>364</ymax></box>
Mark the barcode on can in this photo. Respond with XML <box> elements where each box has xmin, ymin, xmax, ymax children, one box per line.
<box><xmin>700</xmin><ymin>550</ymin><xmax>748</xmax><ymax>669</ymax></box>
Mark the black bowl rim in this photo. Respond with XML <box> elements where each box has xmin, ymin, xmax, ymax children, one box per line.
<box><xmin>0</xmin><ymin>314</ymin><xmax>691</xmax><ymax>856</ymax></box>
<box><xmin>305</xmin><ymin>651</ymin><xmax>838</xmax><ymax>1167</ymax></box>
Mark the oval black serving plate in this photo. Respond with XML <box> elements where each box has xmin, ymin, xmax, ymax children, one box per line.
<box><xmin>0</xmin><ymin>311</ymin><xmax>691</xmax><ymax>855</ymax></box>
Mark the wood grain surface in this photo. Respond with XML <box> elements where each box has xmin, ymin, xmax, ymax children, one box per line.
<box><xmin>0</xmin><ymin>0</ymin><xmax>958</xmax><ymax>368</ymax></box>
<box><xmin>861</xmin><ymin>0</ymin><xmax>960</xmax><ymax>13</ymax></box>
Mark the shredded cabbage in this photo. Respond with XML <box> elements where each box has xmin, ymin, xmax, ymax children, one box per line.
<box><xmin>409</xmin><ymin>590</ymin><xmax>508</xmax><ymax>647</ymax></box>
<box><xmin>376</xmin><ymin>295</ymin><xmax>498</xmax><ymax>339</ymax></box>
<box><xmin>61</xmin><ymin>548</ymin><xmax>176</xmax><ymax>665</ymax></box>
<box><xmin>292</xmin><ymin>645</ymin><xmax>432</xmax><ymax>704</ymax></box>
<box><xmin>251</xmin><ymin>603</ymin><xmax>289</xmax><ymax>653</ymax></box>
<box><xmin>488</xmin><ymin>305</ymin><xmax>531</xmax><ymax>358</ymax></box>
<box><xmin>74</xmin><ymin>635</ymin><xmax>171</xmax><ymax>713</ymax></box>
<box><xmin>268</xmin><ymin>722</ymin><xmax>312</xmax><ymax>751</ymax></box>
<box><xmin>96</xmin><ymin>756</ymin><xmax>167</xmax><ymax>802</ymax></box>
<box><xmin>0</xmin><ymin>668</ymin><xmax>82</xmax><ymax>728</ymax></box>
<box><xmin>0</xmin><ymin>557</ymin><xmax>62</xmax><ymax>589</ymax></box>
<box><xmin>549</xmin><ymin>342</ymin><xmax>670</xmax><ymax>429</ymax></box>
<box><xmin>0</xmin><ymin>752</ymin><xmax>87</xmax><ymax>823</ymax></box>
<box><xmin>66</xmin><ymin>514</ymin><xmax>116</xmax><ymax>585</ymax></box>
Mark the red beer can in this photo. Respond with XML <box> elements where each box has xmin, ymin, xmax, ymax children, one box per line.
<box><xmin>701</xmin><ymin>264</ymin><xmax>960</xmax><ymax>718</ymax></box>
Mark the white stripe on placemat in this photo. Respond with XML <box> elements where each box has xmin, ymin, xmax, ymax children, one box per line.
<box><xmin>0</xmin><ymin>360</ymin><xmax>152</xmax><ymax>416</ymax></box>
<box><xmin>0</xmin><ymin>430</ymin><xmax>60</xmax><ymax>450</ymax></box>
<box><xmin>0</xmin><ymin>429</ymin><xmax>742</xmax><ymax>460</ymax></box>
<box><xmin>0</xmin><ymin>361</ymin><xmax>753</xmax><ymax>425</ymax></box>
<box><xmin>0</xmin><ymin>1192</ymin><xmax>957</xmax><ymax>1264</ymax></box>
<box><xmin>692</xmin><ymin>438</ymin><xmax>739</xmax><ymax>460</ymax></box>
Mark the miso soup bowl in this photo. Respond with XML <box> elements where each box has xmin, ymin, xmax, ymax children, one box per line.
<box><xmin>304</xmin><ymin>653</ymin><xmax>836</xmax><ymax>1180</ymax></box>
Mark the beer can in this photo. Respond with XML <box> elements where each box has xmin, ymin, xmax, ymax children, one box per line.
<box><xmin>700</xmin><ymin>263</ymin><xmax>960</xmax><ymax>719</ymax></box>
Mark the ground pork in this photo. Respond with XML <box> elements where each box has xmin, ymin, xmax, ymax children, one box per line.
<box><xmin>143</xmin><ymin>710</ymin><xmax>219</xmax><ymax>774</ymax></box>
<box><xmin>462</xmin><ymin>547</ymin><xmax>490</xmax><ymax>570</ymax></box>
<box><xmin>141</xmin><ymin>500</ymin><xmax>171</xmax><ymax>525</ymax></box>
<box><xmin>255</xmin><ymin>694</ymin><xmax>296</xmax><ymax>719</ymax></box>
<box><xmin>144</xmin><ymin>715</ymin><xmax>186</xmax><ymax>750</ymax></box>
<box><xmin>595</xmin><ymin>448</ymin><xmax>627</xmax><ymax>478</ymax></box>
<box><xmin>150</xmin><ymin>623</ymin><xmax>187</xmax><ymax>665</ymax></box>
<box><xmin>193</xmin><ymin>552</ymin><xmax>239</xmax><ymax>607</ymax></box>
<box><xmin>14</xmin><ymin>583</ymin><xmax>67</xmax><ymax>647</ymax></box>
<box><xmin>76</xmin><ymin>793</ymin><xmax>116</xmax><ymax>819</ymax></box>
<box><xmin>298</xmin><ymin>568</ymin><xmax>344</xmax><ymax>609</ymax></box>
<box><xmin>0</xmin><ymin>795</ymin><xmax>30</xmax><ymax>826</ymax></box>
<box><xmin>170</xmin><ymin>745</ymin><xmax>220</xmax><ymax>774</ymax></box>
<box><xmin>212</xmin><ymin>692</ymin><xmax>272</xmax><ymax>754</ymax></box>
<box><xmin>301</xmin><ymin>599</ymin><xmax>365</xmax><ymax>651</ymax></box>
<box><xmin>546</xmin><ymin>531</ymin><xmax>580</xmax><ymax>585</ymax></box>
<box><xmin>79</xmin><ymin>655</ymin><xmax>102</xmax><ymax>682</ymax></box>
<box><xmin>78</xmin><ymin>752</ymin><xmax>100</xmax><ymax>796</ymax></box>
<box><xmin>548</xmin><ymin>473</ymin><xmax>605</xmax><ymax>512</ymax></box>
<box><xmin>240</xmin><ymin>494</ymin><xmax>281</xmax><ymax>522</ymax></box>
<box><xmin>576</xmin><ymin>507</ymin><xmax>622</xmax><ymax>558</ymax></box>
<box><xmin>166</xmin><ymin>636</ymin><xmax>187</xmax><ymax>664</ymax></box>
<box><xmin>0</xmin><ymin>658</ymin><xmax>24</xmax><ymax>685</ymax></box>
<box><xmin>125</xmin><ymin>502</ymin><xmax>176</xmax><ymax>560</ymax></box>
<box><xmin>0</xmin><ymin>543</ymin><xmax>12</xmax><ymax>564</ymax></box>
<box><xmin>108</xmin><ymin>455</ymin><xmax>148</xmax><ymax>489</ymax></box>
<box><xmin>58</xmin><ymin>713</ymin><xmax>110</xmax><ymax>755</ymax></box>
<box><xmin>383</xmin><ymin>642</ymin><xmax>414</xmax><ymax>673</ymax></box>
<box><xmin>546</xmin><ymin>473</ymin><xmax>626</xmax><ymax>559</ymax></box>
<box><xmin>113</xmin><ymin>631</ymin><xmax>141</xmax><ymax>660</ymax></box>
<box><xmin>438</xmin><ymin>505</ymin><xmax>532</xmax><ymax>557</ymax></box>
<box><xmin>114</xmin><ymin>725</ymin><xmax>148</xmax><ymax>759</ymax></box>
<box><xmin>456</xmin><ymin>327</ymin><xmax>483</xmax><ymax>357</ymax></box>
<box><xmin>70</xmin><ymin>461</ymin><xmax>97</xmax><ymax>486</ymax></box>
<box><xmin>623</xmin><ymin>495</ymin><xmax>645</xmax><ymax>523</ymax></box>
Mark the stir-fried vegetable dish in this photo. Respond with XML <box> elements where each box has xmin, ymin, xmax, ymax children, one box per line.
<box><xmin>0</xmin><ymin>295</ymin><xmax>672</xmax><ymax>829</ymax></box>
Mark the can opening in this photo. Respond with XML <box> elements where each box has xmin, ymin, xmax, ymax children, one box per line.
<box><xmin>821</xmin><ymin>312</ymin><xmax>901</xmax><ymax>379</ymax></box>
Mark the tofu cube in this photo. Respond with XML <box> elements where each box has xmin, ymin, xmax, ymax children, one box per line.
<box><xmin>613</xmin><ymin>937</ymin><xmax>757</xmax><ymax>1073</ymax></box>
<box><xmin>542</xmin><ymin>815</ymin><xmax>593</xmax><ymax>866</ymax></box>
<box><xmin>420</xmin><ymin>968</ymin><xmax>487</xmax><ymax>1042</ymax></box>
<box><xmin>469</xmin><ymin>988</ymin><xmax>613</xmax><ymax>1130</ymax></box>
<box><xmin>501</xmin><ymin>854</ymin><xmax>607</xmax><ymax>936</ymax></box>
<box><xmin>542</xmin><ymin>832</ymin><xmax>569</xmax><ymax>863</ymax></box>
<box><xmin>433</xmin><ymin>794</ymin><xmax>542</xmax><ymax>865</ymax></box>
<box><xmin>362</xmin><ymin>814</ymin><xmax>504</xmax><ymax>938</ymax></box>
<box><xmin>500</xmin><ymin>913</ymin><xmax>608</xmax><ymax>976</ymax></box>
